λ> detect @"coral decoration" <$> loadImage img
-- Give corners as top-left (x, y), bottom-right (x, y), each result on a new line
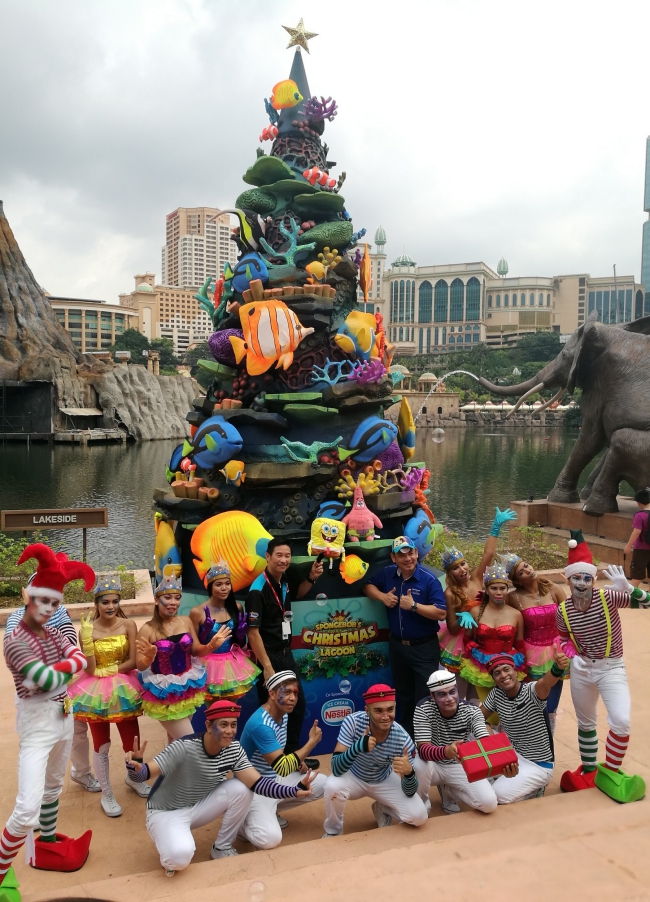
top-left (302, 96), bottom-right (338, 122)
top-left (413, 468), bottom-right (435, 523)
top-left (336, 467), bottom-right (381, 500)
top-left (208, 328), bottom-right (244, 366)
top-left (399, 467), bottom-right (425, 491)
top-left (348, 358), bottom-right (387, 385)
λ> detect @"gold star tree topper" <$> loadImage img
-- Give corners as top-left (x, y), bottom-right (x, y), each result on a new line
top-left (282, 18), bottom-right (318, 53)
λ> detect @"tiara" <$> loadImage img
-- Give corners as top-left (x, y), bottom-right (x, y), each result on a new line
top-left (94, 574), bottom-right (121, 598)
top-left (483, 563), bottom-right (510, 586)
top-left (441, 546), bottom-right (465, 570)
top-left (498, 553), bottom-right (522, 579)
top-left (155, 573), bottom-right (183, 596)
top-left (206, 560), bottom-right (231, 583)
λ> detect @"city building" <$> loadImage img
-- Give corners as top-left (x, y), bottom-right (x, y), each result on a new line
top-left (161, 207), bottom-right (237, 288)
top-left (356, 226), bottom-right (387, 314)
top-left (118, 274), bottom-right (213, 355)
top-left (641, 135), bottom-right (650, 313)
top-left (47, 295), bottom-right (137, 353)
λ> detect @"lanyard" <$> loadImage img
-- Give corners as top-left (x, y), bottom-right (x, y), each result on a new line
top-left (264, 572), bottom-right (287, 619)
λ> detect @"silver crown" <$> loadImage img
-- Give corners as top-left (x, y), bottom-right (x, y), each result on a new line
top-left (205, 560), bottom-right (231, 583)
top-left (441, 546), bottom-right (465, 570)
top-left (155, 573), bottom-right (183, 596)
top-left (94, 574), bottom-right (122, 598)
top-left (498, 553), bottom-right (522, 579)
top-left (483, 563), bottom-right (510, 586)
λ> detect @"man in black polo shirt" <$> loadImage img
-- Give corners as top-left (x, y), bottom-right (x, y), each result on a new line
top-left (363, 536), bottom-right (447, 738)
top-left (246, 538), bottom-right (323, 752)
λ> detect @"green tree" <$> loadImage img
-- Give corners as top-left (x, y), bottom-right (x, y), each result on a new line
top-left (110, 328), bottom-right (150, 361)
top-left (181, 342), bottom-right (210, 367)
top-left (151, 338), bottom-right (179, 368)
top-left (515, 330), bottom-right (561, 363)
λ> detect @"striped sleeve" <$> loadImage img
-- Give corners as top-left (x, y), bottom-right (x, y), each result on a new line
top-left (154, 740), bottom-right (185, 776)
top-left (468, 704), bottom-right (491, 738)
top-left (606, 589), bottom-right (631, 611)
top-left (232, 744), bottom-right (253, 772)
top-left (482, 688), bottom-right (497, 714)
top-left (21, 659), bottom-right (70, 692)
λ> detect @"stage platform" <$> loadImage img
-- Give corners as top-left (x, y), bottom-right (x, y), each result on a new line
top-left (2, 607), bottom-right (649, 902)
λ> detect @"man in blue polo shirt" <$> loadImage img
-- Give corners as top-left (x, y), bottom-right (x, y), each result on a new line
top-left (363, 536), bottom-right (446, 738)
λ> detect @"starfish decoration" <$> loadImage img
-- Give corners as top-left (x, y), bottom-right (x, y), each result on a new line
top-left (283, 18), bottom-right (318, 53)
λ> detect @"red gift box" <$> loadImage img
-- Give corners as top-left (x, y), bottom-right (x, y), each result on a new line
top-left (457, 733), bottom-right (518, 783)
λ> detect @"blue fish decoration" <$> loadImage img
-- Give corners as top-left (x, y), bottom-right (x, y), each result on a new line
top-left (338, 416), bottom-right (398, 463)
top-left (404, 509), bottom-right (439, 561)
top-left (227, 253), bottom-right (269, 295)
top-left (182, 416), bottom-right (243, 471)
top-left (317, 500), bottom-right (347, 521)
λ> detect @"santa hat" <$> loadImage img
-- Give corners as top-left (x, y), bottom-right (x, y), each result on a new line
top-left (564, 530), bottom-right (597, 579)
top-left (17, 543), bottom-right (95, 602)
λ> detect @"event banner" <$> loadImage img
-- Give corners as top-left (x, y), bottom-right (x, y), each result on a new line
top-left (183, 591), bottom-right (391, 751)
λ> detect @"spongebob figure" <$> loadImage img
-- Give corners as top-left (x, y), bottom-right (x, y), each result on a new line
top-left (307, 517), bottom-right (347, 563)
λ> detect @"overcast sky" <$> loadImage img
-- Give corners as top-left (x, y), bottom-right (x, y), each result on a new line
top-left (1, 0), bottom-right (649, 302)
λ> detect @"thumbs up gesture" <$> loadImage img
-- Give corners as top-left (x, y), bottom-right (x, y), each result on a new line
top-left (399, 589), bottom-right (415, 610)
top-left (552, 642), bottom-right (569, 673)
top-left (392, 745), bottom-right (414, 776)
top-left (362, 725), bottom-right (377, 753)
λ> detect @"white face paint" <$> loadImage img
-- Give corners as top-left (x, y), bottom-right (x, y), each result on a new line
top-left (569, 573), bottom-right (594, 601)
top-left (28, 595), bottom-right (60, 625)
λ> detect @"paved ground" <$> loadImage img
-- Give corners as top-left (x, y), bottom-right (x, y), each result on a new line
top-left (1, 605), bottom-right (648, 901)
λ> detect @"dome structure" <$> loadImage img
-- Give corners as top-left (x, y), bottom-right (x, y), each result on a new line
top-left (392, 253), bottom-right (415, 266)
top-left (135, 283), bottom-right (154, 293)
top-left (418, 372), bottom-right (437, 382)
top-left (497, 257), bottom-right (509, 277)
top-left (374, 225), bottom-right (387, 247)
top-left (389, 364), bottom-right (411, 374)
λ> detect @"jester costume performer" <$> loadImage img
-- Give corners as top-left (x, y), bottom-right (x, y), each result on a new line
top-left (0, 545), bottom-right (94, 894)
top-left (67, 574), bottom-right (148, 818)
top-left (195, 562), bottom-right (260, 700)
top-left (557, 531), bottom-right (649, 803)
top-left (138, 575), bottom-right (207, 723)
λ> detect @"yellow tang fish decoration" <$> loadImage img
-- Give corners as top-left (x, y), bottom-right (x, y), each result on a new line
top-left (230, 300), bottom-right (314, 376)
top-left (191, 511), bottom-right (272, 592)
top-left (220, 459), bottom-right (246, 487)
top-left (270, 79), bottom-right (303, 110)
top-left (339, 554), bottom-right (369, 585)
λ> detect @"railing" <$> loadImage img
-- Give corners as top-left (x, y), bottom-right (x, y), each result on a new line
top-left (0, 414), bottom-right (32, 441)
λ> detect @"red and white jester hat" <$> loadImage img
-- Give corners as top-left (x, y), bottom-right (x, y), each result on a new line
top-left (564, 530), bottom-right (598, 580)
top-left (17, 543), bottom-right (96, 601)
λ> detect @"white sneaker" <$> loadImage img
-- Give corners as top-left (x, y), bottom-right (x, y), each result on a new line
top-left (276, 814), bottom-right (288, 828)
top-left (100, 791), bottom-right (123, 817)
top-left (438, 784), bottom-right (460, 814)
top-left (165, 869), bottom-right (175, 877)
top-left (371, 801), bottom-right (393, 828)
top-left (322, 832), bottom-right (339, 838)
top-left (124, 774), bottom-right (151, 797)
top-left (211, 845), bottom-right (238, 859)
top-left (71, 773), bottom-right (101, 793)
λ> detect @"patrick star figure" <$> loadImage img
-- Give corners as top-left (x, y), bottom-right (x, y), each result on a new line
top-left (342, 486), bottom-right (383, 542)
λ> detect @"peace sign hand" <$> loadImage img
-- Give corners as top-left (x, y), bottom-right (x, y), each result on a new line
top-left (125, 736), bottom-right (148, 769)
top-left (296, 769), bottom-right (317, 798)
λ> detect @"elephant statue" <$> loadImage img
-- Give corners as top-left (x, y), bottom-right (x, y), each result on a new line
top-left (476, 312), bottom-right (650, 515)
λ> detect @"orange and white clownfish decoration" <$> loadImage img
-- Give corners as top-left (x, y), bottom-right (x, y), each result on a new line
top-left (303, 167), bottom-right (337, 189)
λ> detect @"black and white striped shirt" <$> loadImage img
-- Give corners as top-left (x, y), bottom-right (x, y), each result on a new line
top-left (483, 682), bottom-right (553, 764)
top-left (147, 734), bottom-right (252, 811)
top-left (414, 699), bottom-right (490, 766)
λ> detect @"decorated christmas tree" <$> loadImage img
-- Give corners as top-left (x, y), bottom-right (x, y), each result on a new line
top-left (154, 23), bottom-right (437, 636)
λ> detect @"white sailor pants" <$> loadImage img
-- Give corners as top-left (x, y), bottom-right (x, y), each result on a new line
top-left (569, 655), bottom-right (630, 735)
top-left (6, 696), bottom-right (73, 837)
top-left (146, 777), bottom-right (252, 871)
top-left (492, 754), bottom-right (553, 804)
top-left (70, 719), bottom-right (91, 779)
top-left (240, 771), bottom-right (328, 850)
top-left (413, 756), bottom-right (497, 813)
top-left (323, 770), bottom-right (428, 836)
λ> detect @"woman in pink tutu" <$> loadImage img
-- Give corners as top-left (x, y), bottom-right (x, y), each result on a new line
top-left (501, 552), bottom-right (567, 732)
top-left (189, 561), bottom-right (260, 701)
top-left (68, 574), bottom-right (149, 818)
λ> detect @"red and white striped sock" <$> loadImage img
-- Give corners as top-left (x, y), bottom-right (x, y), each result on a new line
top-left (604, 731), bottom-right (629, 771)
top-left (0, 828), bottom-right (25, 881)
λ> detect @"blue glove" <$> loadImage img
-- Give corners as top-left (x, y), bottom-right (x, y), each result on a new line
top-left (456, 611), bottom-right (477, 629)
top-left (490, 506), bottom-right (517, 537)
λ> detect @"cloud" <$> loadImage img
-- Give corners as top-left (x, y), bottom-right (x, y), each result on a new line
top-left (1, 0), bottom-right (648, 302)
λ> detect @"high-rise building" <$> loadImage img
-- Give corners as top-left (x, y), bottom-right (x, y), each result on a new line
top-left (161, 207), bottom-right (237, 288)
top-left (641, 135), bottom-right (650, 314)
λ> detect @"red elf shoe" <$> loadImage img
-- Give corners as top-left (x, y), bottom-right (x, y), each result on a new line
top-left (30, 831), bottom-right (92, 872)
top-left (560, 765), bottom-right (597, 792)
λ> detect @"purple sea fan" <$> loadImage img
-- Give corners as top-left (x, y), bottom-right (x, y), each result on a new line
top-left (208, 329), bottom-right (244, 366)
top-left (302, 96), bottom-right (338, 122)
top-left (376, 441), bottom-right (404, 473)
top-left (400, 468), bottom-right (425, 491)
top-left (349, 359), bottom-right (387, 385)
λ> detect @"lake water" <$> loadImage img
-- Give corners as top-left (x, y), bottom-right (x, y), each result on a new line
top-left (0, 428), bottom-right (601, 570)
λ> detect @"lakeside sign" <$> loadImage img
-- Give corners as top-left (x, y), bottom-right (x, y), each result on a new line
top-left (1, 508), bottom-right (108, 531)
top-left (1, 508), bottom-right (108, 562)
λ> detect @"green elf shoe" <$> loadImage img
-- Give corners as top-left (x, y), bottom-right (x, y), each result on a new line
top-left (595, 763), bottom-right (646, 803)
top-left (0, 866), bottom-right (21, 902)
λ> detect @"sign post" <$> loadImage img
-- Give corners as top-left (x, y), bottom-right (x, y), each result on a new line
top-left (1, 508), bottom-right (109, 563)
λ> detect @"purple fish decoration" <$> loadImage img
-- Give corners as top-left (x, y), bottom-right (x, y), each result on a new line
top-left (209, 329), bottom-right (244, 366)
top-left (376, 441), bottom-right (404, 473)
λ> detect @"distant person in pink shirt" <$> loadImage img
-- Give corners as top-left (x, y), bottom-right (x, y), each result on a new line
top-left (623, 489), bottom-right (650, 586)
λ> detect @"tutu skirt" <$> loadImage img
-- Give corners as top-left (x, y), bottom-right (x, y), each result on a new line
top-left (68, 671), bottom-right (142, 722)
top-left (138, 658), bottom-right (207, 721)
top-left (460, 642), bottom-right (527, 689)
top-left (204, 646), bottom-right (260, 700)
top-left (438, 624), bottom-right (465, 673)
top-left (524, 637), bottom-right (570, 682)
